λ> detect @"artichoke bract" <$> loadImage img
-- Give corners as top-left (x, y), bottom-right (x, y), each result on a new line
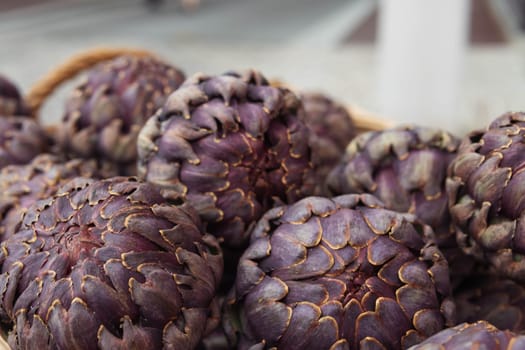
top-left (138, 70), bottom-right (316, 247)
top-left (455, 274), bottom-right (525, 333)
top-left (57, 55), bottom-right (185, 175)
top-left (227, 194), bottom-right (455, 350)
top-left (300, 92), bottom-right (355, 194)
top-left (197, 307), bottom-right (230, 350)
top-left (0, 154), bottom-right (100, 242)
top-left (0, 177), bottom-right (223, 350)
top-left (447, 112), bottom-right (525, 282)
top-left (408, 321), bottom-right (525, 350)
top-left (0, 116), bottom-right (49, 169)
top-left (327, 127), bottom-right (472, 285)
top-left (0, 75), bottom-right (28, 116)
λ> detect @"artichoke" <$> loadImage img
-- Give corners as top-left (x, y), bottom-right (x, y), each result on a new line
top-left (0, 154), bottom-right (101, 242)
top-left (327, 126), bottom-right (458, 230)
top-left (327, 127), bottom-right (473, 286)
top-left (0, 116), bottom-right (50, 169)
top-left (408, 321), bottom-right (525, 350)
top-left (447, 112), bottom-right (525, 282)
top-left (0, 177), bottom-right (223, 350)
top-left (138, 70), bottom-right (316, 247)
top-left (0, 75), bottom-right (28, 116)
top-left (226, 194), bottom-right (455, 350)
top-left (300, 92), bottom-right (356, 193)
top-left (0, 76), bottom-right (48, 169)
top-left (57, 55), bottom-right (185, 175)
top-left (455, 273), bottom-right (525, 333)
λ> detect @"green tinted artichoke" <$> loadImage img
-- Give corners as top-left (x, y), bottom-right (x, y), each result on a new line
top-left (0, 154), bottom-right (101, 242)
top-left (327, 127), bottom-right (472, 286)
top-left (447, 112), bottom-right (525, 282)
top-left (138, 70), bottom-right (316, 247)
top-left (0, 75), bottom-right (28, 116)
top-left (57, 55), bottom-right (185, 175)
top-left (408, 321), bottom-right (525, 350)
top-left (227, 194), bottom-right (455, 350)
top-left (455, 273), bottom-right (525, 333)
top-left (0, 116), bottom-right (49, 169)
top-left (300, 92), bottom-right (355, 194)
top-left (0, 177), bottom-right (223, 350)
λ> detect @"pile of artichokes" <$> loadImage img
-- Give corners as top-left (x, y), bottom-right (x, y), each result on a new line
top-left (0, 54), bottom-right (524, 350)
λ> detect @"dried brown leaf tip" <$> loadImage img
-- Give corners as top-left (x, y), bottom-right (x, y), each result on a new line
top-left (0, 177), bottom-right (223, 350)
top-left (447, 112), bottom-right (525, 282)
top-left (57, 55), bottom-right (186, 176)
top-left (227, 194), bottom-right (455, 350)
top-left (138, 70), bottom-right (316, 247)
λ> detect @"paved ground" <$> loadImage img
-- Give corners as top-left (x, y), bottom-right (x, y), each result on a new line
top-left (345, 0), bottom-right (508, 44)
top-left (0, 0), bottom-right (59, 12)
top-left (1, 0), bottom-right (525, 135)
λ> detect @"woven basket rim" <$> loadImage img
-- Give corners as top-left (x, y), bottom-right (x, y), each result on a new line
top-left (349, 104), bottom-right (392, 131)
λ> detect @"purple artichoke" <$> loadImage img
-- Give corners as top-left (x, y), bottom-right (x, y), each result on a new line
top-left (300, 92), bottom-right (356, 194)
top-left (0, 116), bottom-right (50, 169)
top-left (138, 70), bottom-right (316, 247)
top-left (447, 112), bottom-right (525, 282)
top-left (455, 273), bottom-right (525, 333)
top-left (0, 75), bottom-right (28, 116)
top-left (0, 154), bottom-right (101, 242)
top-left (0, 177), bottom-right (223, 350)
top-left (327, 126), bottom-right (473, 286)
top-left (408, 321), bottom-right (525, 350)
top-left (327, 126), bottom-right (459, 230)
top-left (57, 55), bottom-right (185, 175)
top-left (227, 194), bottom-right (455, 350)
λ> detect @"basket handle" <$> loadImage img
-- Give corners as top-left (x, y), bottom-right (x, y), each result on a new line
top-left (26, 47), bottom-right (159, 119)
top-left (348, 105), bottom-right (394, 132)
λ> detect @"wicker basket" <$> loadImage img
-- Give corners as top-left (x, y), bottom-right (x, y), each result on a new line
top-left (25, 47), bottom-right (391, 132)
top-left (0, 47), bottom-right (390, 350)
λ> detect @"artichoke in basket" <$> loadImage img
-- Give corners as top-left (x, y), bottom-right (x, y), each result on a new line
top-left (57, 55), bottom-right (186, 176)
top-left (0, 177), bottom-right (223, 350)
top-left (326, 126), bottom-right (473, 286)
top-left (0, 116), bottom-right (50, 169)
top-left (454, 273), bottom-right (525, 333)
top-left (327, 126), bottom-right (458, 229)
top-left (299, 92), bottom-right (356, 194)
top-left (0, 154), bottom-right (102, 242)
top-left (0, 76), bottom-right (48, 169)
top-left (226, 194), bottom-right (455, 350)
top-left (0, 75), bottom-right (28, 116)
top-left (408, 321), bottom-right (525, 350)
top-left (447, 112), bottom-right (525, 282)
top-left (138, 70), bottom-right (316, 247)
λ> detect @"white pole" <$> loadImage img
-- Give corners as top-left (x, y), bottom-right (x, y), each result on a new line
top-left (376, 0), bottom-right (471, 131)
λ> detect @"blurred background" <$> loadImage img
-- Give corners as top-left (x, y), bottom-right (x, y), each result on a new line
top-left (1, 0), bottom-right (524, 135)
